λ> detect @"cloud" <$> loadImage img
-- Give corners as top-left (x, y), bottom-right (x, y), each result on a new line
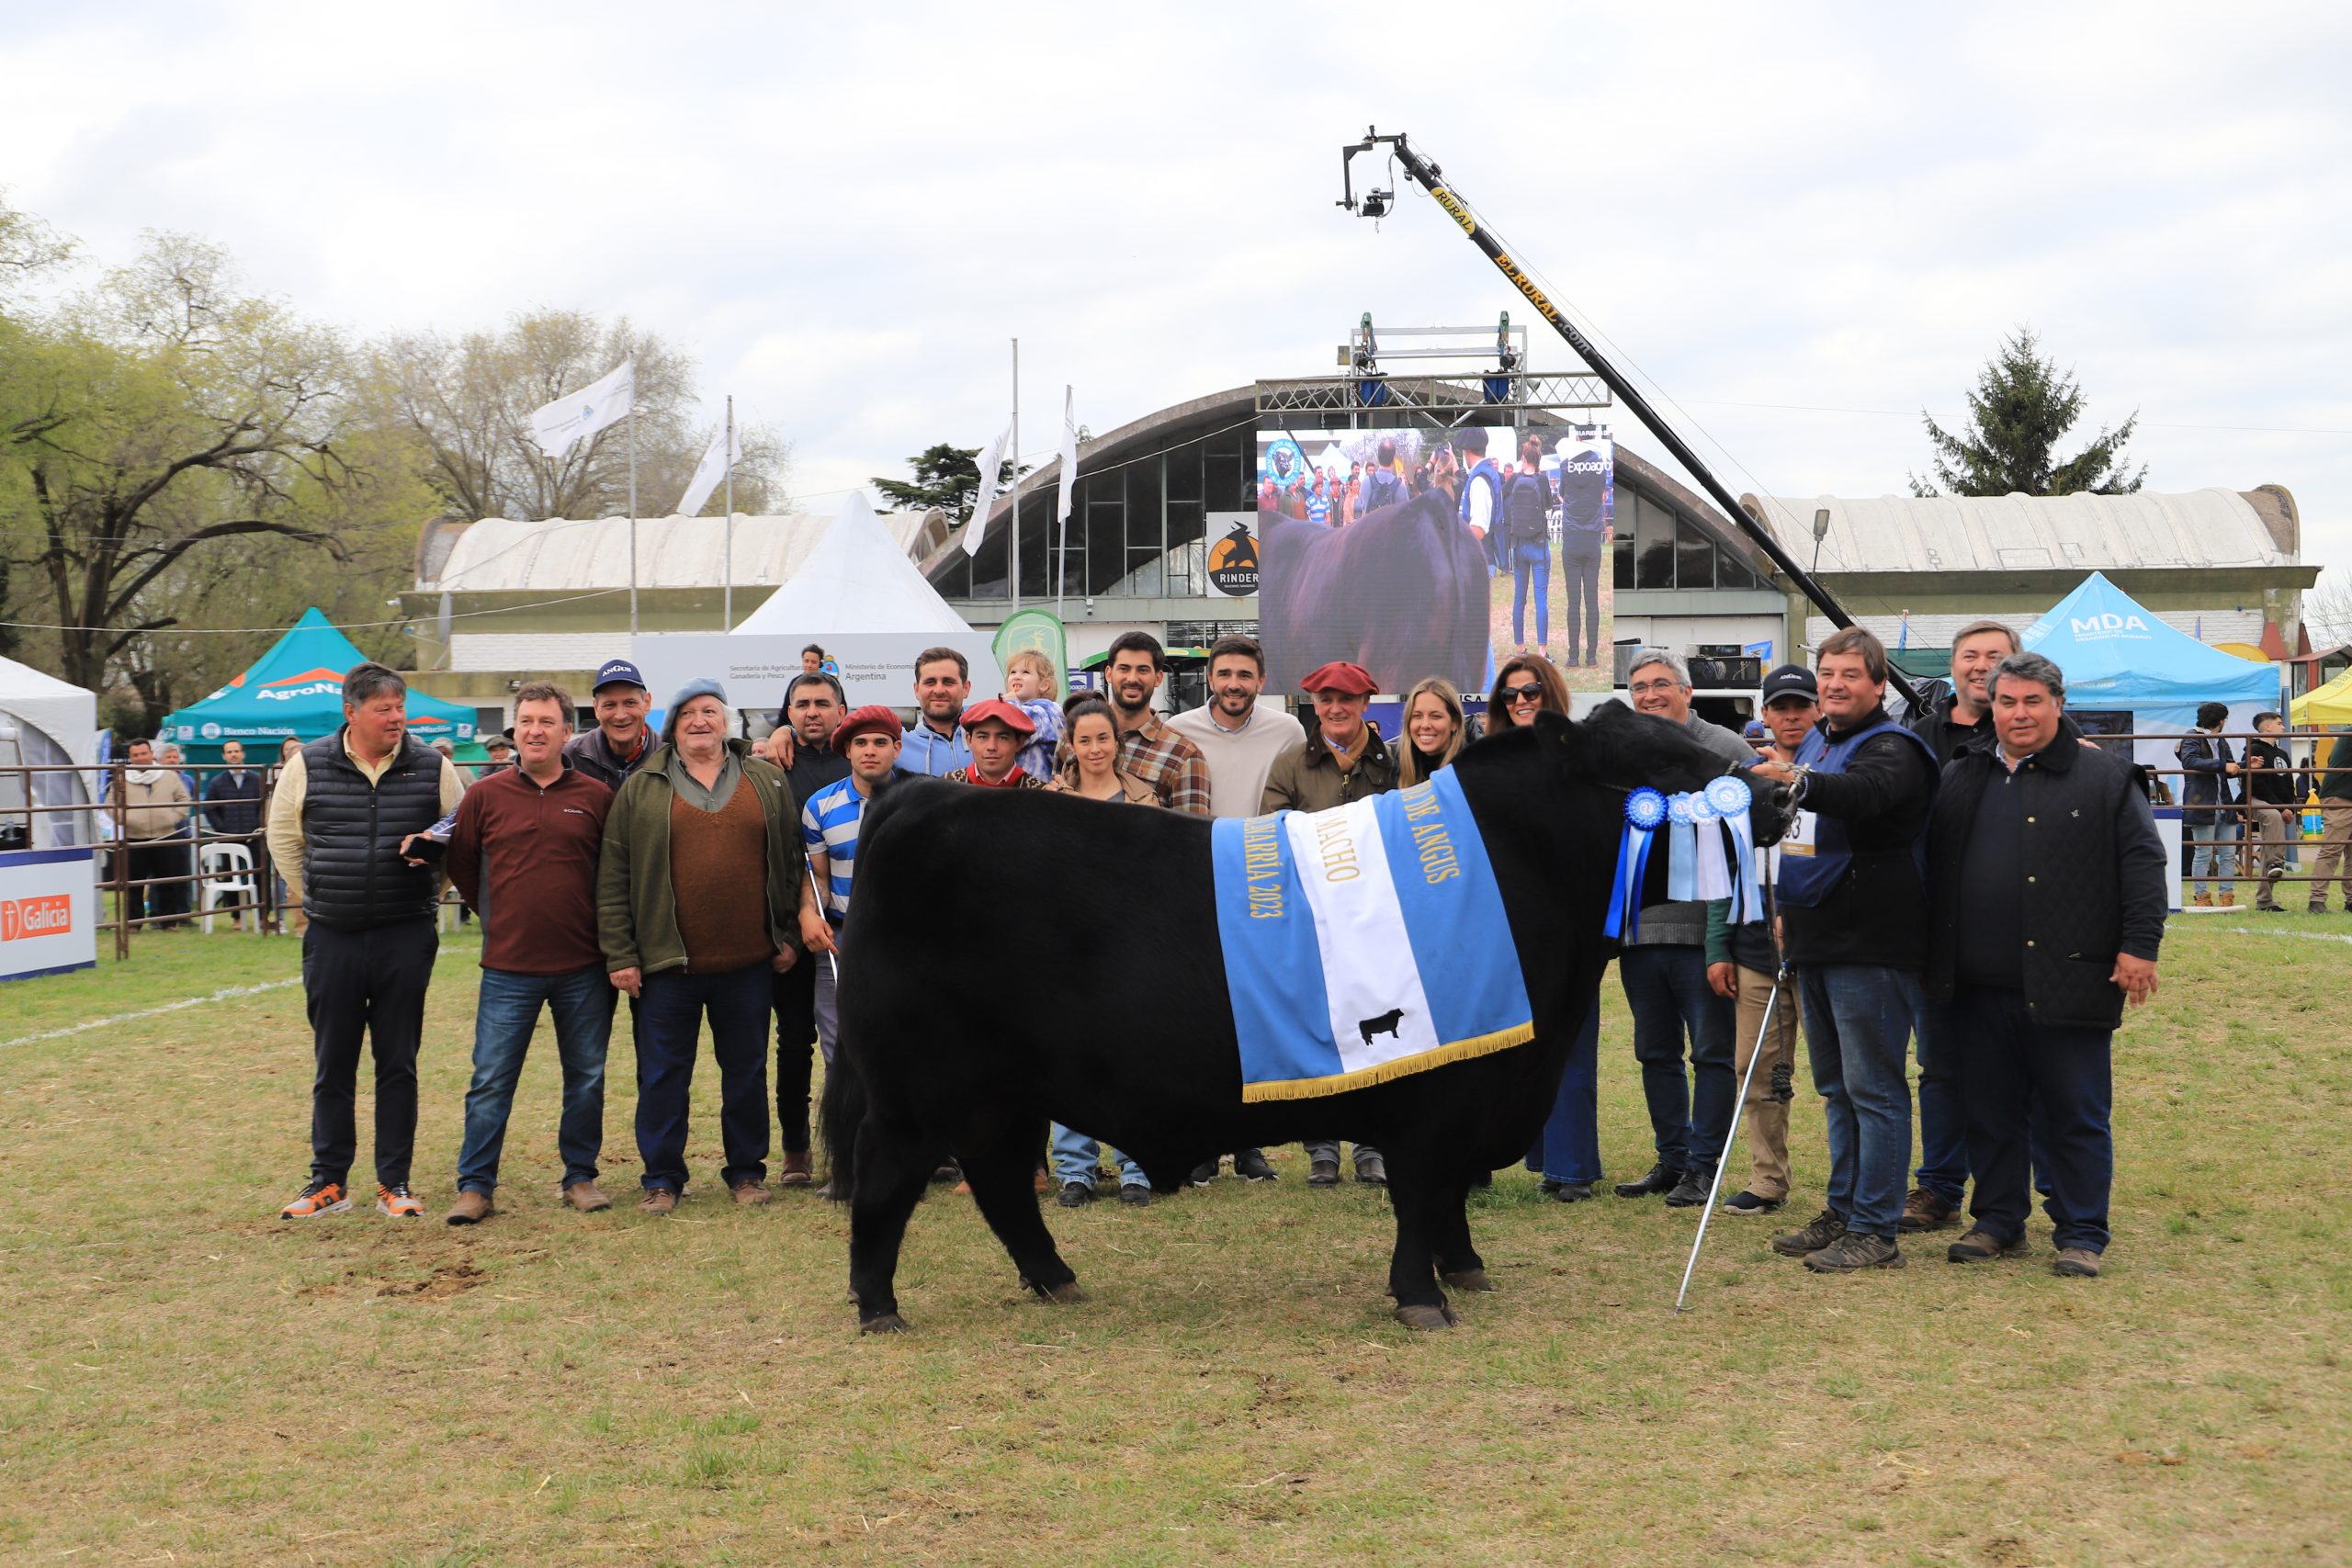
top-left (4, 1), bottom-right (2346, 603)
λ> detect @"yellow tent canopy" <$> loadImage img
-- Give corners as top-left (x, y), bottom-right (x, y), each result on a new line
top-left (2290, 667), bottom-right (2352, 726)
top-left (2213, 640), bottom-right (2269, 663)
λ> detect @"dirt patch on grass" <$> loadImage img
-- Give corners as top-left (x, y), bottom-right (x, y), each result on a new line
top-left (376, 1261), bottom-right (487, 1299)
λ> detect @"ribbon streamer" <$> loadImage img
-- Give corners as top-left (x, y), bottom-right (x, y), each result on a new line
top-left (1607, 788), bottom-right (1668, 940)
top-left (1690, 792), bottom-right (1732, 900)
top-left (1666, 792), bottom-right (1697, 902)
top-left (1707, 775), bottom-right (1761, 922)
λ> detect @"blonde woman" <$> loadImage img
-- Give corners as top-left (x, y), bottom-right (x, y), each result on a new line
top-left (1399, 676), bottom-right (1470, 786)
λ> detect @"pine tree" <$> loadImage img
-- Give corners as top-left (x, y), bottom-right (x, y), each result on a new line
top-left (870, 443), bottom-right (1026, 524)
top-left (1910, 328), bottom-right (2145, 498)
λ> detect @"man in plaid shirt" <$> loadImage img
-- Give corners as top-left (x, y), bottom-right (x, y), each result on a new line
top-left (1101, 631), bottom-right (1212, 817)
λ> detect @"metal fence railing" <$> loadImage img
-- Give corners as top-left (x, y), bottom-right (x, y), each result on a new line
top-left (2082, 729), bottom-right (2346, 898)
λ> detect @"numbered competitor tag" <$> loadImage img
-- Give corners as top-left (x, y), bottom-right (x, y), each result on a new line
top-left (1781, 807), bottom-right (1820, 858)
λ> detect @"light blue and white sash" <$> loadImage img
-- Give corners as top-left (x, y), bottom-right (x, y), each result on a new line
top-left (1212, 769), bottom-right (1534, 1102)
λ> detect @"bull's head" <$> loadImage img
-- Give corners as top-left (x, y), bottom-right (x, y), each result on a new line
top-left (1532, 703), bottom-right (1790, 850)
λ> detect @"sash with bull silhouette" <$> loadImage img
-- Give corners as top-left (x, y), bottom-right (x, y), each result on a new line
top-left (1213, 768), bottom-right (1533, 1101)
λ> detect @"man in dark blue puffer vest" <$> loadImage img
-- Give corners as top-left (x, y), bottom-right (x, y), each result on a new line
top-left (266, 662), bottom-right (466, 1220)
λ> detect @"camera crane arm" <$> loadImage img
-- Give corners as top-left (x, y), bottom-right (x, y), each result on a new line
top-left (1338, 127), bottom-right (1917, 706)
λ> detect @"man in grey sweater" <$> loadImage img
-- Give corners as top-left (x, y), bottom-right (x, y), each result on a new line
top-left (1613, 650), bottom-right (1757, 1206)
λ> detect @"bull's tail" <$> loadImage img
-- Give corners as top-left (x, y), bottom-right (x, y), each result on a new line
top-left (819, 1043), bottom-right (866, 1199)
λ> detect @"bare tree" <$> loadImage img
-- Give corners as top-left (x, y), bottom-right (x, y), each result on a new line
top-left (2304, 573), bottom-right (2352, 651)
top-left (368, 310), bottom-right (788, 524)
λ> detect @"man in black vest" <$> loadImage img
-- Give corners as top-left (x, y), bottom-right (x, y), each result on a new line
top-left (1749, 626), bottom-right (1938, 1272)
top-left (770, 671), bottom-right (852, 1185)
top-left (266, 662), bottom-right (467, 1219)
top-left (1925, 652), bottom-right (2165, 1279)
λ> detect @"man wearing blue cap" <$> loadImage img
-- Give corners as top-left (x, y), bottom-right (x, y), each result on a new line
top-left (565, 659), bottom-right (655, 792)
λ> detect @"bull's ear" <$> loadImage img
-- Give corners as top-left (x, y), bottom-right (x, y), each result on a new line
top-left (1532, 709), bottom-right (1588, 778)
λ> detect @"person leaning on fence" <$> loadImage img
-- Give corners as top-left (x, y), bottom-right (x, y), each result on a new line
top-left (598, 679), bottom-right (808, 1213)
top-left (2239, 713), bottom-right (2300, 913)
top-left (1747, 627), bottom-right (1939, 1274)
top-left (199, 740), bottom-right (266, 929)
top-left (443, 682), bottom-right (617, 1224)
top-left (2177, 701), bottom-right (2243, 907)
top-left (1487, 654), bottom-right (1603, 1203)
top-left (2312, 728), bottom-right (2352, 914)
top-left (119, 738), bottom-right (194, 931)
top-left (1705, 663), bottom-right (1816, 1218)
top-left (267, 662), bottom-right (468, 1221)
top-left (1924, 652), bottom-right (2165, 1279)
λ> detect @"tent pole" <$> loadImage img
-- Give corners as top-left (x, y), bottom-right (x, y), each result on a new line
top-left (628, 404), bottom-right (639, 637)
top-left (1009, 336), bottom-right (1021, 615)
top-left (722, 395), bottom-right (734, 631)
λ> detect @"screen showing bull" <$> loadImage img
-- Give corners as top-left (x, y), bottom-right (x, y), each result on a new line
top-left (1255, 423), bottom-right (1614, 701)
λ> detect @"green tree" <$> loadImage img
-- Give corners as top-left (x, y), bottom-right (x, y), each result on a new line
top-left (0, 229), bottom-right (423, 728)
top-left (1910, 327), bottom-right (2145, 498)
top-left (368, 310), bottom-right (789, 523)
top-left (871, 442), bottom-right (1027, 523)
top-left (0, 195), bottom-right (78, 659)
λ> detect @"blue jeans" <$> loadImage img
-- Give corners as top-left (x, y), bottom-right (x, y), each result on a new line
top-left (1619, 943), bottom-right (1736, 1173)
top-left (1050, 1124), bottom-right (1145, 1189)
top-left (2188, 811), bottom-right (2239, 897)
top-left (1910, 996), bottom-right (1969, 1205)
top-left (634, 963), bottom-right (773, 1192)
top-left (1510, 540), bottom-right (1551, 648)
top-left (457, 965), bottom-right (614, 1193)
top-left (1525, 998), bottom-right (1602, 1185)
top-left (1796, 964), bottom-right (1918, 1239)
top-left (1953, 986), bottom-right (2112, 1253)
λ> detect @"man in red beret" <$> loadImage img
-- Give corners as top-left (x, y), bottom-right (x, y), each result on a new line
top-left (945, 698), bottom-right (1052, 789)
top-left (1258, 659), bottom-right (1398, 1189)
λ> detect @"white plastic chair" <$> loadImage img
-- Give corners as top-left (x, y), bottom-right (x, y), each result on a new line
top-left (198, 841), bottom-right (259, 933)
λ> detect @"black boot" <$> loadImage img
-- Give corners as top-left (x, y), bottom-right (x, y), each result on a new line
top-left (1613, 1162), bottom-right (1682, 1199)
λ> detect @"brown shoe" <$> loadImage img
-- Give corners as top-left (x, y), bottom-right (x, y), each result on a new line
top-left (730, 1179), bottom-right (771, 1206)
top-left (639, 1187), bottom-right (679, 1214)
top-left (2218, 892), bottom-right (2236, 908)
top-left (1945, 1227), bottom-right (2028, 1262)
top-left (2052, 1246), bottom-right (2103, 1278)
top-left (2192, 892), bottom-right (2213, 908)
top-left (1897, 1187), bottom-right (1961, 1233)
top-left (562, 1181), bottom-right (611, 1213)
top-left (778, 1151), bottom-right (813, 1188)
top-left (445, 1190), bottom-right (493, 1225)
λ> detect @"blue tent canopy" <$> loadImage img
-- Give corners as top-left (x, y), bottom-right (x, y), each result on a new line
top-left (2021, 573), bottom-right (2278, 769)
top-left (160, 608), bottom-right (481, 765)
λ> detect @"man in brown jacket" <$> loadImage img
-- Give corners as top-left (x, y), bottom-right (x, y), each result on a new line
top-left (119, 738), bottom-right (194, 928)
top-left (1259, 659), bottom-right (1397, 1187)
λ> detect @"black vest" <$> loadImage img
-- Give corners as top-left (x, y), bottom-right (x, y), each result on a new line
top-left (299, 731), bottom-right (445, 929)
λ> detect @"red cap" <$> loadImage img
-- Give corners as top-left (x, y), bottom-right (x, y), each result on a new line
top-left (960, 697), bottom-right (1036, 736)
top-left (1300, 660), bottom-right (1377, 697)
top-left (833, 705), bottom-right (904, 747)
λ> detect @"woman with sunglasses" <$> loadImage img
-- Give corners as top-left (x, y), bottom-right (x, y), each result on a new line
top-left (1484, 654), bottom-right (1606, 1201)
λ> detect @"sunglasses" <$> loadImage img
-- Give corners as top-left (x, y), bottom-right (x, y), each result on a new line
top-left (1500, 683), bottom-right (1545, 704)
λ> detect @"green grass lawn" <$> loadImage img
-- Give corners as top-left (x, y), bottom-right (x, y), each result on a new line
top-left (0, 916), bottom-right (2346, 1565)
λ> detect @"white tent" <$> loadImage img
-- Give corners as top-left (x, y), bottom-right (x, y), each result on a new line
top-left (730, 491), bottom-right (972, 637)
top-left (0, 655), bottom-right (99, 849)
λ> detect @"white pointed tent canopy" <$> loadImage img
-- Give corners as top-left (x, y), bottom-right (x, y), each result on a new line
top-left (632, 492), bottom-right (998, 715)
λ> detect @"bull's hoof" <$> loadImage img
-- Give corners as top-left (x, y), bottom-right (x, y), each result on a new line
top-left (1021, 1276), bottom-right (1086, 1304)
top-left (859, 1312), bottom-right (910, 1336)
top-left (1440, 1267), bottom-right (1495, 1293)
top-left (1393, 1302), bottom-right (1462, 1330)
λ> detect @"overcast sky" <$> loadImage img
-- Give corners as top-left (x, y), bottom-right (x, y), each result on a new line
top-left (5, 2), bottom-right (2346, 613)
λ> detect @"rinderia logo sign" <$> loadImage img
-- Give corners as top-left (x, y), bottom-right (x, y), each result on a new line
top-left (2068, 611), bottom-right (2152, 641)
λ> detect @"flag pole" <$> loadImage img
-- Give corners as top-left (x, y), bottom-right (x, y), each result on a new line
top-left (628, 400), bottom-right (640, 637)
top-left (722, 395), bottom-right (735, 631)
top-left (1009, 336), bottom-right (1021, 615)
top-left (1056, 383), bottom-right (1070, 623)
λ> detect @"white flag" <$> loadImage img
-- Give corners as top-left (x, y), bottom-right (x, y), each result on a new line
top-left (1057, 386), bottom-right (1079, 525)
top-left (674, 408), bottom-right (742, 518)
top-left (961, 423), bottom-right (1012, 557)
top-left (529, 357), bottom-right (635, 457)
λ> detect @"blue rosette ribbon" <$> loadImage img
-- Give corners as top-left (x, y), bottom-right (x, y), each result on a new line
top-left (1607, 787), bottom-right (1668, 939)
top-left (1706, 775), bottom-right (1760, 921)
top-left (1665, 792), bottom-right (1698, 902)
top-left (1689, 790), bottom-right (1732, 900)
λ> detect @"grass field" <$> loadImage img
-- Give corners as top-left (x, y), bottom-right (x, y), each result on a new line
top-left (1, 916), bottom-right (2346, 1566)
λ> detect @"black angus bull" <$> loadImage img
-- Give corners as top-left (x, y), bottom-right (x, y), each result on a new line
top-left (1259, 489), bottom-right (1489, 696)
top-left (821, 702), bottom-right (1782, 1334)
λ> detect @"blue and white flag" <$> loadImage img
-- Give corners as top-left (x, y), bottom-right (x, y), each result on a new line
top-left (1212, 770), bottom-right (1534, 1102)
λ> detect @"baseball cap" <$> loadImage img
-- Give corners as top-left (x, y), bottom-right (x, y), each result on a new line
top-left (593, 658), bottom-right (648, 694)
top-left (1743, 718), bottom-right (1770, 741)
top-left (1759, 664), bottom-right (1818, 707)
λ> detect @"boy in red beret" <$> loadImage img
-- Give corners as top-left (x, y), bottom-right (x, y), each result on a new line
top-left (944, 698), bottom-right (1052, 789)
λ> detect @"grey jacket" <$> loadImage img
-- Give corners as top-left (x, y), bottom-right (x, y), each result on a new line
top-left (1627, 709), bottom-right (1755, 947)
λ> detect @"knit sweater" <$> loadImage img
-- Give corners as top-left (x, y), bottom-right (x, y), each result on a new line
top-left (1167, 703), bottom-right (1307, 819)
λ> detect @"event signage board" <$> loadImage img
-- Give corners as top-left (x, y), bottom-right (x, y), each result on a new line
top-left (632, 634), bottom-right (1003, 718)
top-left (1254, 421), bottom-right (1613, 700)
top-left (1205, 513), bottom-right (1260, 597)
top-left (0, 847), bottom-right (97, 981)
